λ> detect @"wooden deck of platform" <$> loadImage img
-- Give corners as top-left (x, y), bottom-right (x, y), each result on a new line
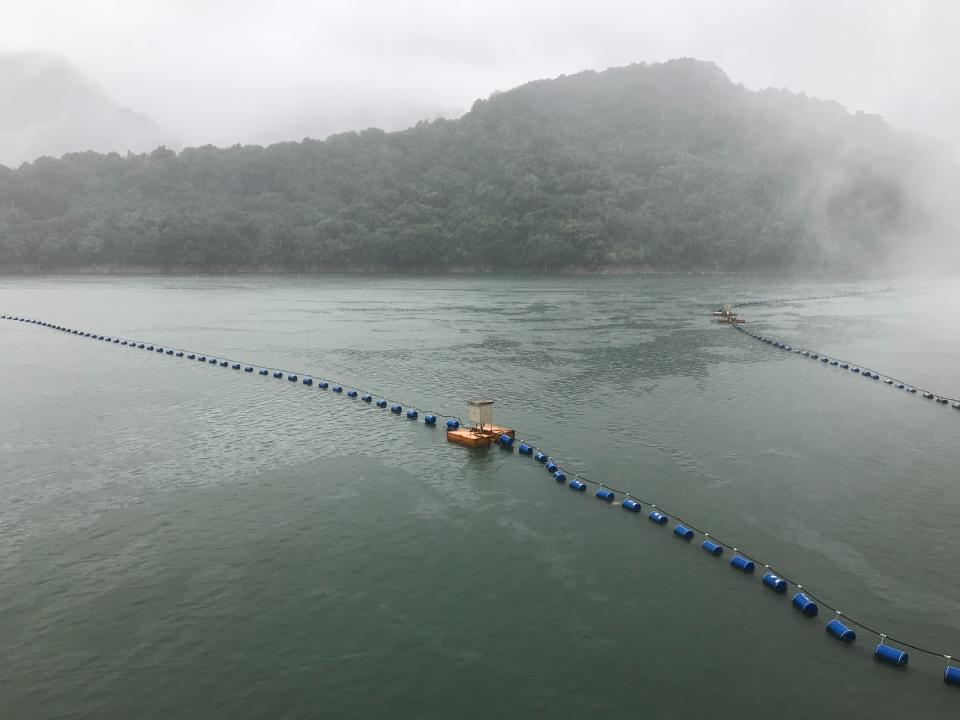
top-left (446, 424), bottom-right (516, 448)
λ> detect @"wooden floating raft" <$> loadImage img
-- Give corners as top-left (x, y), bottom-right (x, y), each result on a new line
top-left (446, 399), bottom-right (515, 448)
top-left (447, 424), bottom-right (515, 448)
top-left (713, 305), bottom-right (746, 324)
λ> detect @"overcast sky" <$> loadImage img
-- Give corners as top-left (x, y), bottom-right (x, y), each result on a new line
top-left (2, 0), bottom-right (959, 151)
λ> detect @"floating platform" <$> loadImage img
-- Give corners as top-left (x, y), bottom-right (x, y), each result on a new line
top-left (447, 424), bottom-right (515, 448)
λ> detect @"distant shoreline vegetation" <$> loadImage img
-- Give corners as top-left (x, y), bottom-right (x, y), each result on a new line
top-left (1, 59), bottom-right (954, 274)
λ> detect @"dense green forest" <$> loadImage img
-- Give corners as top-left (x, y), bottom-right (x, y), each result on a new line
top-left (0, 59), bottom-right (955, 272)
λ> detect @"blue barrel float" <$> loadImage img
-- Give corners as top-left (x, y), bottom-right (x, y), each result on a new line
top-left (377, 399), bottom-right (388, 408)
top-left (499, 433), bottom-right (513, 447)
top-left (945, 666), bottom-right (960, 686)
top-left (390, 404), bottom-right (402, 414)
top-left (535, 451), bottom-right (547, 463)
top-left (545, 461), bottom-right (559, 473)
top-left (554, 471), bottom-right (567, 483)
top-left (875, 641), bottom-right (908, 666)
top-left (702, 539), bottom-right (723, 556)
top-left (333, 385), bottom-right (343, 393)
top-left (622, 498), bottom-right (641, 513)
top-left (826, 618), bottom-right (856, 643)
top-left (407, 409), bottom-right (419, 420)
top-left (244, 366), bottom-right (253, 372)
top-left (347, 390), bottom-right (358, 397)
top-left (674, 524), bottom-right (694, 540)
top-left (303, 377), bottom-right (313, 385)
top-left (362, 394), bottom-right (372, 402)
top-left (446, 418), bottom-right (459, 429)
top-left (424, 415), bottom-right (437, 426)
top-left (287, 374), bottom-right (297, 381)
top-left (259, 368), bottom-right (268, 375)
top-left (792, 592), bottom-right (818, 616)
top-left (518, 443), bottom-right (533, 455)
top-left (762, 572), bottom-right (788, 593)
top-left (273, 371), bottom-right (283, 378)
top-left (730, 555), bottom-right (755, 573)
top-left (648, 511), bottom-right (668, 525)
top-left (569, 479), bottom-right (586, 492)
top-left (596, 488), bottom-right (615, 502)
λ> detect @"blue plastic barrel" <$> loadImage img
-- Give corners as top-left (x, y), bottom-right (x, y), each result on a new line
top-left (554, 471), bottom-right (566, 483)
top-left (622, 499), bottom-right (641, 512)
top-left (156, 347), bottom-right (164, 352)
top-left (674, 524), bottom-right (694, 540)
top-left (273, 371), bottom-right (283, 378)
top-left (176, 351), bottom-right (183, 356)
top-left (875, 643), bottom-right (908, 666)
top-left (518, 443), bottom-right (533, 455)
top-left (762, 572), bottom-right (787, 593)
top-left (187, 353), bottom-right (194, 358)
top-left (840, 363), bottom-right (849, 369)
top-left (596, 488), bottom-right (615, 502)
top-left (319, 381), bottom-right (329, 389)
top-left (546, 461), bottom-right (558, 473)
top-left (407, 409), bottom-right (419, 419)
top-left (535, 451), bottom-right (547, 463)
top-left (702, 540), bottom-right (723, 556)
top-left (259, 369), bottom-right (268, 375)
top-left (287, 374), bottom-right (297, 381)
top-left (826, 619), bottom-right (856, 642)
top-left (303, 377), bottom-right (313, 385)
top-left (232, 363), bottom-right (241, 369)
top-left (499, 434), bottom-right (513, 446)
top-left (390, 404), bottom-right (402, 414)
top-left (424, 415), bottom-right (437, 426)
top-left (792, 592), bottom-right (818, 616)
top-left (569, 479), bottom-right (586, 491)
top-left (362, 394), bottom-right (372, 402)
top-left (377, 400), bottom-right (388, 408)
top-left (219, 360), bottom-right (228, 367)
top-left (730, 555), bottom-right (755, 573)
top-left (209, 359), bottom-right (218, 364)
top-left (347, 390), bottom-right (358, 398)
top-left (945, 666), bottom-right (960, 686)
top-left (332, 386), bottom-right (343, 393)
top-left (446, 418), bottom-right (459, 428)
top-left (648, 511), bottom-right (668, 525)
top-left (244, 366), bottom-right (253, 372)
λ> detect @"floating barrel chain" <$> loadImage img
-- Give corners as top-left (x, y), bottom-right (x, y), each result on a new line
top-left (730, 322), bottom-right (960, 408)
top-left (0, 315), bottom-right (464, 426)
top-left (506, 430), bottom-right (960, 678)
top-left (729, 288), bottom-right (891, 308)
top-left (5, 312), bottom-right (959, 685)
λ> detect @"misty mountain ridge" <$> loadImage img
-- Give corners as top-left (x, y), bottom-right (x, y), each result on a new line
top-left (0, 51), bottom-right (173, 167)
top-left (1, 58), bottom-right (956, 272)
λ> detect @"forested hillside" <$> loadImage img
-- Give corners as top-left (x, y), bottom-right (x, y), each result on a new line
top-left (0, 59), bottom-right (954, 272)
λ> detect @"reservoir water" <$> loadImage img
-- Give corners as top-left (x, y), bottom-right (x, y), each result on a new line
top-left (1, 275), bottom-right (958, 718)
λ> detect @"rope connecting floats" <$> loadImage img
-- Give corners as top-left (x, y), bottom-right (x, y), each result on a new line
top-left (730, 289), bottom-right (889, 309)
top-left (5, 313), bottom-right (960, 686)
top-left (731, 324), bottom-right (960, 408)
top-left (0, 315), bottom-right (465, 426)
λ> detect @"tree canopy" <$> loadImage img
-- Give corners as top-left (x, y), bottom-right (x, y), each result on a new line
top-left (0, 59), bottom-right (954, 273)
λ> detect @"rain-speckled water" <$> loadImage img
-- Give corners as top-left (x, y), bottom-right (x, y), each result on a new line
top-left (1, 275), bottom-right (958, 719)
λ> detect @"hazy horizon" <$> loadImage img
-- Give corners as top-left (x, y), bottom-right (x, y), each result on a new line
top-left (3, 0), bottom-right (960, 158)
